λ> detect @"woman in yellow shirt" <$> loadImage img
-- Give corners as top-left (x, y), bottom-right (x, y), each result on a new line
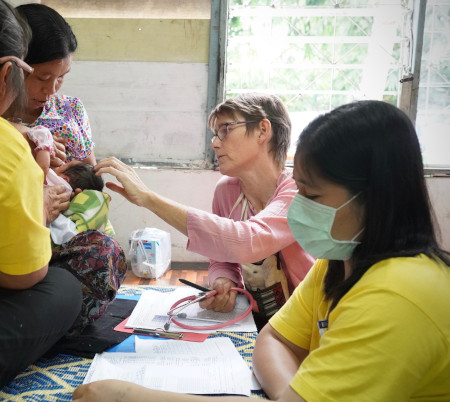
top-left (0, 0), bottom-right (82, 388)
top-left (256, 100), bottom-right (450, 401)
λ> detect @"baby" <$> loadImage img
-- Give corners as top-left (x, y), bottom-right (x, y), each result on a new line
top-left (26, 126), bottom-right (114, 243)
top-left (51, 161), bottom-right (103, 194)
top-left (50, 162), bottom-right (115, 244)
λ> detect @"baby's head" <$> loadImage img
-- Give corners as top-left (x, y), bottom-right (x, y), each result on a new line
top-left (58, 162), bottom-right (103, 192)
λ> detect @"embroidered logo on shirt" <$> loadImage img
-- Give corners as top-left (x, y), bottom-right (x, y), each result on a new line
top-left (317, 319), bottom-right (328, 336)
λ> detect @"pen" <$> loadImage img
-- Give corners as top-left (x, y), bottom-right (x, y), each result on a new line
top-left (133, 328), bottom-right (184, 339)
top-left (178, 278), bottom-right (210, 293)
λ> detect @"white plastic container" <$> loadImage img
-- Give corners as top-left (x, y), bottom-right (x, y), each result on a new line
top-left (129, 228), bottom-right (171, 279)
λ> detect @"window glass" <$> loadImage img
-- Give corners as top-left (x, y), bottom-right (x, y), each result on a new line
top-left (227, 0), bottom-right (445, 166)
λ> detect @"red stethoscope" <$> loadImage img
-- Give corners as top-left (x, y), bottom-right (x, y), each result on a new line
top-left (165, 288), bottom-right (259, 331)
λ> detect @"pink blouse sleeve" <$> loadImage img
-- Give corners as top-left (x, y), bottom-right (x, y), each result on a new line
top-left (186, 178), bottom-right (299, 287)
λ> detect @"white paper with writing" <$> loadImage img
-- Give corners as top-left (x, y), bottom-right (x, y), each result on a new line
top-left (83, 337), bottom-right (254, 395)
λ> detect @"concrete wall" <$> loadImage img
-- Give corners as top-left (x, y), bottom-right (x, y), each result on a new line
top-left (64, 61), bottom-right (210, 167)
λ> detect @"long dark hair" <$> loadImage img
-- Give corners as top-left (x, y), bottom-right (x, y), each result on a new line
top-left (16, 3), bottom-right (77, 65)
top-left (295, 100), bottom-right (449, 309)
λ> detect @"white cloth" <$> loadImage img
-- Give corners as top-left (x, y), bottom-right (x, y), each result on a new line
top-left (49, 214), bottom-right (78, 245)
top-left (46, 170), bottom-right (77, 244)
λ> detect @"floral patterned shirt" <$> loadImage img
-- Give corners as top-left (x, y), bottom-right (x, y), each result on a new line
top-left (25, 94), bottom-right (94, 161)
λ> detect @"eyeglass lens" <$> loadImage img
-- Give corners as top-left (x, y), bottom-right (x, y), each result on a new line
top-left (211, 121), bottom-right (259, 142)
top-left (217, 125), bottom-right (229, 140)
top-left (211, 124), bottom-right (228, 142)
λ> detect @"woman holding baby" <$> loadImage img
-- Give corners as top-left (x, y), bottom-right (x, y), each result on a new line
top-left (6, 3), bottom-right (94, 166)
top-left (3, 4), bottom-right (127, 331)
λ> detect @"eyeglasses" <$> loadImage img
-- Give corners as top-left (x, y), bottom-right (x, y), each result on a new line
top-left (0, 56), bottom-right (33, 74)
top-left (211, 120), bottom-right (259, 142)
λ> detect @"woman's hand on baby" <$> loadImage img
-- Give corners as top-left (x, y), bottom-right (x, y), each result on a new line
top-left (50, 136), bottom-right (67, 167)
top-left (44, 184), bottom-right (70, 224)
top-left (199, 277), bottom-right (238, 313)
top-left (94, 157), bottom-right (150, 207)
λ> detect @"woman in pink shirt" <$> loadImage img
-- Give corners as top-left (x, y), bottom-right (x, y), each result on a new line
top-left (95, 93), bottom-right (315, 327)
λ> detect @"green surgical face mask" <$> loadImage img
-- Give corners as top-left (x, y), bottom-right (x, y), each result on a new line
top-left (287, 192), bottom-right (363, 260)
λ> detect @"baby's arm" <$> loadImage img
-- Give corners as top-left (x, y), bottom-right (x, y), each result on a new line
top-left (27, 127), bottom-right (54, 177)
top-left (34, 150), bottom-right (51, 177)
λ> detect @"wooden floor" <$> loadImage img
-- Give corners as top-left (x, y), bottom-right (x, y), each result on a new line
top-left (123, 268), bottom-right (210, 288)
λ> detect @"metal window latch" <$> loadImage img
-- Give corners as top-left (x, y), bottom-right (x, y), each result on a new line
top-left (400, 75), bottom-right (414, 83)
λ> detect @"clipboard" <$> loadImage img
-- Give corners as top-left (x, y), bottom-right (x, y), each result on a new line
top-left (114, 317), bottom-right (209, 342)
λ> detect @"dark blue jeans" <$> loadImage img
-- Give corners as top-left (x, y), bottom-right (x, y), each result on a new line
top-left (0, 266), bottom-right (82, 389)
